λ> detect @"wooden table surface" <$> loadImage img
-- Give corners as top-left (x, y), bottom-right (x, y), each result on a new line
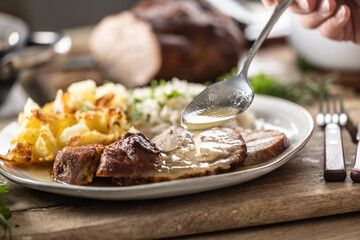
top-left (0, 96), bottom-right (359, 240)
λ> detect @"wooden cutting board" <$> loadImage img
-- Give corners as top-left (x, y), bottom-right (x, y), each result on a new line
top-left (2, 97), bottom-right (360, 239)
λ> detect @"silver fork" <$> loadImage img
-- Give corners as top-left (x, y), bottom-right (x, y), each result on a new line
top-left (316, 95), bottom-right (347, 182)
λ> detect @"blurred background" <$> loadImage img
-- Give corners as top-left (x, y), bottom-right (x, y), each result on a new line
top-left (0, 0), bottom-right (138, 30)
top-left (1, 0), bottom-right (360, 118)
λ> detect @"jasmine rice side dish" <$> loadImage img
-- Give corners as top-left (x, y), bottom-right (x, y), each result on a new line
top-left (127, 78), bottom-right (205, 138)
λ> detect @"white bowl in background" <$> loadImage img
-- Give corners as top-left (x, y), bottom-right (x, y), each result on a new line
top-left (289, 14), bottom-right (360, 71)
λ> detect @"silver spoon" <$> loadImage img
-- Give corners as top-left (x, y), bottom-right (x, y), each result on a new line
top-left (181, 0), bottom-right (294, 131)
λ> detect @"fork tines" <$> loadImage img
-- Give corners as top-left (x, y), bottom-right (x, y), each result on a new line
top-left (317, 95), bottom-right (347, 127)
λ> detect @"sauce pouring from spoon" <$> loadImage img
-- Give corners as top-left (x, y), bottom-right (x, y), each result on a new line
top-left (181, 0), bottom-right (294, 132)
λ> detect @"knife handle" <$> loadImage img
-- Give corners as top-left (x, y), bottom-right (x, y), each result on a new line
top-left (350, 140), bottom-right (360, 182)
top-left (324, 123), bottom-right (346, 182)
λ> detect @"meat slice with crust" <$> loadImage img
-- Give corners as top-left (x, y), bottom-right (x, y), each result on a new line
top-left (234, 128), bottom-right (290, 166)
top-left (53, 144), bottom-right (104, 185)
top-left (96, 132), bottom-right (162, 178)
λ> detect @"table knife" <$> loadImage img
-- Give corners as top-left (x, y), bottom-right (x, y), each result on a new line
top-left (324, 123), bottom-right (346, 182)
top-left (350, 122), bottom-right (360, 182)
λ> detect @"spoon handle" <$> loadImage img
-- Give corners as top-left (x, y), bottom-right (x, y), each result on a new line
top-left (240, 0), bottom-right (294, 75)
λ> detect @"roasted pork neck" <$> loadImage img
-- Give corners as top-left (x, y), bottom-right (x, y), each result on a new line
top-left (52, 128), bottom-right (289, 185)
top-left (96, 132), bottom-right (162, 178)
top-left (53, 144), bottom-right (103, 185)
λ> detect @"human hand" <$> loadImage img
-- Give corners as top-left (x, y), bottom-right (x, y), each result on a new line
top-left (262, 0), bottom-right (360, 44)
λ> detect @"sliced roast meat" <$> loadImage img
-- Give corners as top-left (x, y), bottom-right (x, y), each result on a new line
top-left (151, 127), bottom-right (182, 153)
top-left (112, 127), bottom-right (247, 185)
top-left (53, 144), bottom-right (104, 185)
top-left (235, 128), bottom-right (290, 166)
top-left (96, 132), bottom-right (162, 178)
top-left (153, 127), bottom-right (247, 168)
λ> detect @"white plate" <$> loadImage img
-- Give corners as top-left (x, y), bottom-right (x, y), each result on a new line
top-left (0, 95), bottom-right (314, 200)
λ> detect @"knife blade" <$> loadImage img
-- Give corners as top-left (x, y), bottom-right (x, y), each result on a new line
top-left (324, 123), bottom-right (346, 182)
top-left (350, 122), bottom-right (360, 182)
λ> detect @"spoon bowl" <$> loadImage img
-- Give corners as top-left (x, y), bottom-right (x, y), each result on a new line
top-left (181, 0), bottom-right (294, 131)
top-left (181, 73), bottom-right (254, 131)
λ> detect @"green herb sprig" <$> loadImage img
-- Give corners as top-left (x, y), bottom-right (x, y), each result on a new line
top-left (164, 90), bottom-right (183, 99)
top-left (127, 110), bottom-right (142, 121)
top-left (0, 180), bottom-right (11, 240)
top-left (217, 68), bottom-right (335, 104)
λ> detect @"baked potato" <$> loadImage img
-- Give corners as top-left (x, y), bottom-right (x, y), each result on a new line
top-left (5, 80), bottom-right (132, 165)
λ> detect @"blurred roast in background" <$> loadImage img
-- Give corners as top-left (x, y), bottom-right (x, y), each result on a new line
top-left (89, 0), bottom-right (246, 87)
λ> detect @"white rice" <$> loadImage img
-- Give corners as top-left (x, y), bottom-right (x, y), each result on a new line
top-left (127, 78), bottom-right (205, 138)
